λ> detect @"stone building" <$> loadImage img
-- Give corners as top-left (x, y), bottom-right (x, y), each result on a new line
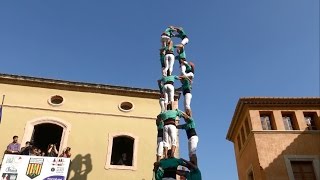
top-left (227, 97), bottom-right (320, 180)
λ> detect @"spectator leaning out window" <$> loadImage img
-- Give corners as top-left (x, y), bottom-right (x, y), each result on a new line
top-left (6, 135), bottom-right (21, 154)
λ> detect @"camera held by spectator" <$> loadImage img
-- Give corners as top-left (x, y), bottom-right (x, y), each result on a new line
top-left (47, 143), bottom-right (58, 157)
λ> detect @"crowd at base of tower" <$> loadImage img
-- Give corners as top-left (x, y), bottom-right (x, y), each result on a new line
top-left (153, 26), bottom-right (201, 180)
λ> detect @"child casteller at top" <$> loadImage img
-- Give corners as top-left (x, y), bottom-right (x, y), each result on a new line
top-left (160, 26), bottom-right (189, 48)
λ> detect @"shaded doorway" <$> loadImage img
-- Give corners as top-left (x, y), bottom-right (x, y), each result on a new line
top-left (31, 123), bottom-right (63, 153)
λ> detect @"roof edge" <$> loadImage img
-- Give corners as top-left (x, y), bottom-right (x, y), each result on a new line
top-left (0, 73), bottom-right (160, 99)
top-left (226, 97), bottom-right (320, 141)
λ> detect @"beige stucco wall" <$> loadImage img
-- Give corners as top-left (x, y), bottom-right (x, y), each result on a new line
top-left (0, 83), bottom-right (159, 118)
top-left (233, 107), bottom-right (320, 180)
top-left (235, 131), bottom-right (320, 180)
top-left (233, 110), bottom-right (265, 180)
top-left (0, 83), bottom-right (161, 180)
top-left (235, 133), bottom-right (263, 180)
top-left (255, 132), bottom-right (320, 180)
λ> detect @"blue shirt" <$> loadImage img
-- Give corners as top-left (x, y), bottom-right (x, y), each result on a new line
top-left (7, 143), bottom-right (20, 152)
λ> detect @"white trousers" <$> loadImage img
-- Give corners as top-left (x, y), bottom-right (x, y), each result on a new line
top-left (159, 97), bottom-right (166, 112)
top-left (181, 37), bottom-right (189, 46)
top-left (163, 54), bottom-right (175, 76)
top-left (164, 84), bottom-right (174, 104)
top-left (184, 93), bottom-right (192, 110)
top-left (157, 137), bottom-right (164, 156)
top-left (188, 135), bottom-right (199, 156)
top-left (181, 64), bottom-right (194, 79)
top-left (163, 124), bottom-right (177, 147)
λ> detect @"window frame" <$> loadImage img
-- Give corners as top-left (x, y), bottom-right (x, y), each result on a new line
top-left (291, 161), bottom-right (316, 179)
top-left (105, 132), bottom-right (139, 170)
top-left (282, 112), bottom-right (299, 130)
top-left (237, 134), bottom-right (242, 151)
top-left (284, 155), bottom-right (320, 180)
top-left (303, 112), bottom-right (318, 130)
top-left (240, 125), bottom-right (246, 145)
top-left (244, 118), bottom-right (251, 137)
top-left (259, 111), bottom-right (276, 130)
top-left (48, 95), bottom-right (65, 107)
top-left (260, 115), bottom-right (272, 130)
top-left (118, 101), bottom-right (134, 112)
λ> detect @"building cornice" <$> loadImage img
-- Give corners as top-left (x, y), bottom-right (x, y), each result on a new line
top-left (4, 104), bottom-right (156, 120)
top-left (0, 73), bottom-right (160, 99)
top-left (226, 97), bottom-right (320, 141)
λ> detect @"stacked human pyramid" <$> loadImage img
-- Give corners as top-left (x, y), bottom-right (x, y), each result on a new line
top-left (153, 26), bottom-right (201, 180)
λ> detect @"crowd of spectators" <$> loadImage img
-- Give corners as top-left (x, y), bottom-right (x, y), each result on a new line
top-left (5, 135), bottom-right (71, 158)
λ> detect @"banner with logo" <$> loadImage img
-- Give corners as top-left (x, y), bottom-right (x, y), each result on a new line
top-left (0, 154), bottom-right (70, 180)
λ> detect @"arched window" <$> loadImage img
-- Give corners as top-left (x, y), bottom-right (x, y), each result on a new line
top-left (105, 133), bottom-right (139, 170)
top-left (21, 117), bottom-right (71, 155)
top-left (31, 123), bottom-right (63, 154)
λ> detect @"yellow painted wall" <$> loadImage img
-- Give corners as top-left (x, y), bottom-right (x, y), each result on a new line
top-left (0, 82), bottom-right (161, 180)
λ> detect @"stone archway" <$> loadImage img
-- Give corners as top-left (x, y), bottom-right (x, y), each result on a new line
top-left (21, 117), bottom-right (71, 154)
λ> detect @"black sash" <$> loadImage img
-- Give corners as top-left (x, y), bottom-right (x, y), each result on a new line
top-left (163, 167), bottom-right (177, 178)
top-left (186, 128), bottom-right (197, 139)
top-left (164, 118), bottom-right (176, 126)
top-left (157, 129), bottom-right (163, 137)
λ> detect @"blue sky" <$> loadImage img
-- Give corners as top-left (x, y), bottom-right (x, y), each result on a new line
top-left (0, 0), bottom-right (319, 179)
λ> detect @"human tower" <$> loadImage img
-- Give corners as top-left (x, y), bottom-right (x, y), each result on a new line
top-left (153, 26), bottom-right (201, 180)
